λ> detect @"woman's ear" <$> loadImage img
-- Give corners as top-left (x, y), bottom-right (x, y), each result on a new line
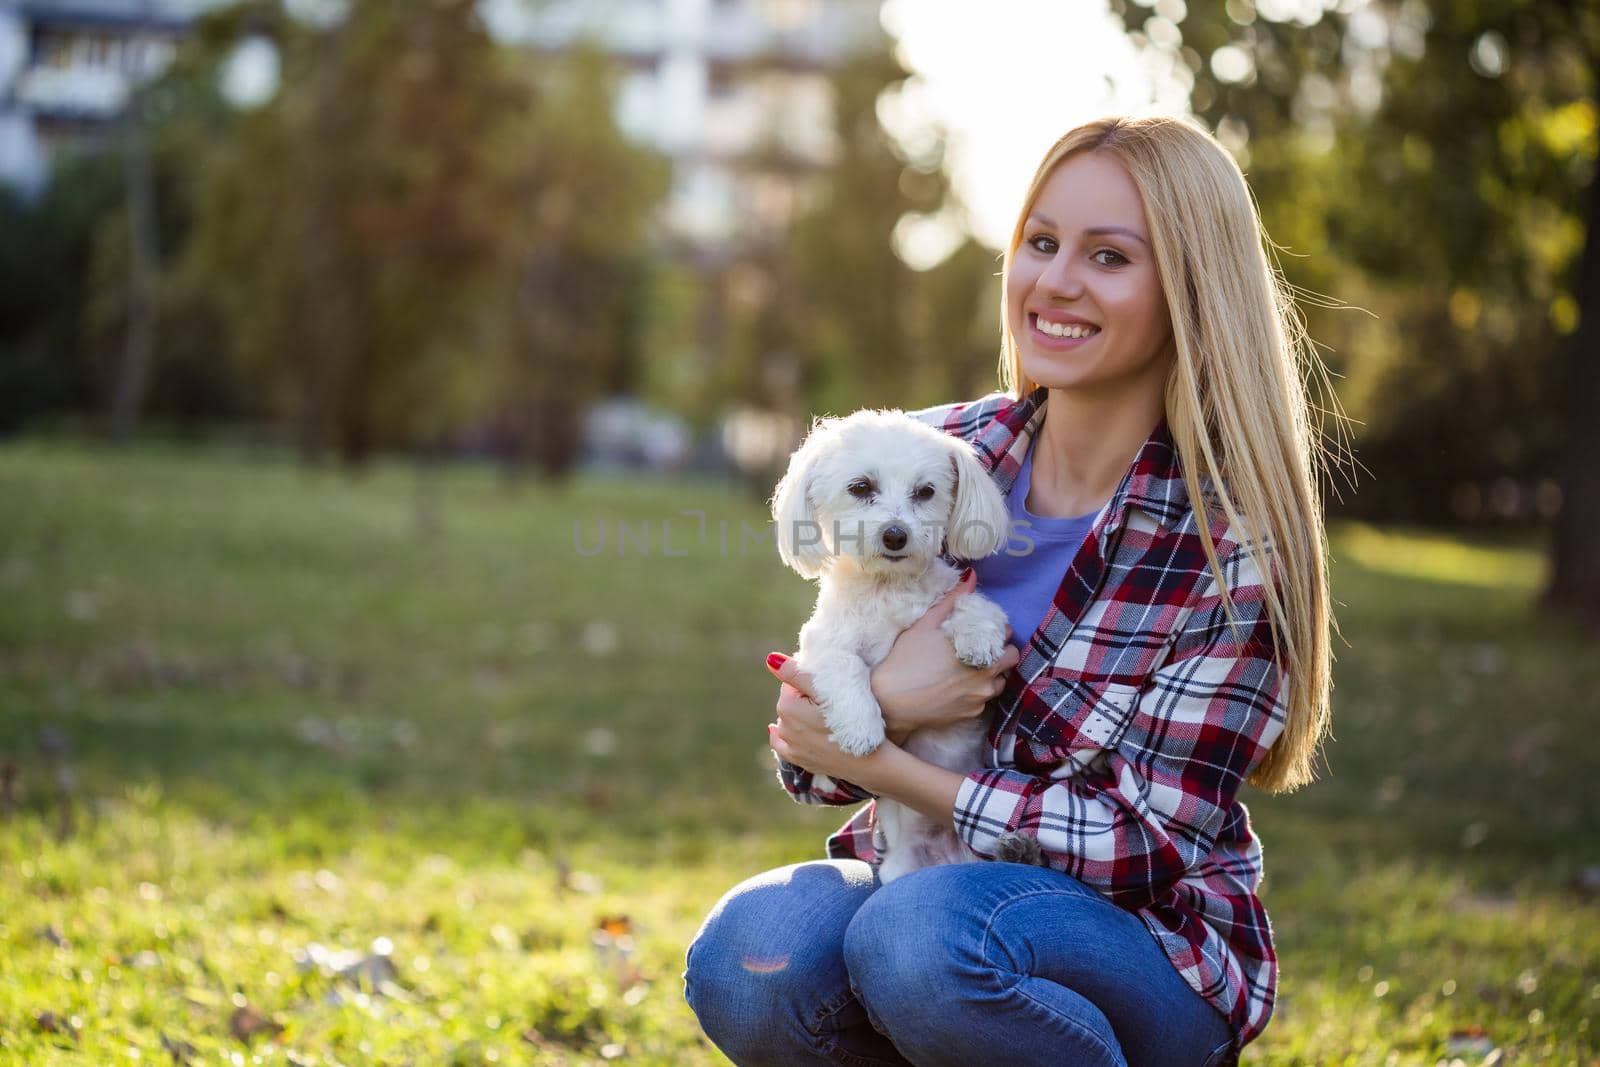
top-left (944, 440), bottom-right (1008, 560)
top-left (770, 419), bottom-right (836, 579)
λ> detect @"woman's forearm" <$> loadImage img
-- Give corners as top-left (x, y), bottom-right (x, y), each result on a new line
top-left (854, 744), bottom-right (967, 827)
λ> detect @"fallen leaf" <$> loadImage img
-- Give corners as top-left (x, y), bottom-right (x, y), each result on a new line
top-left (596, 915), bottom-right (633, 938)
top-left (555, 859), bottom-right (601, 896)
top-left (65, 590), bottom-right (99, 622)
top-left (345, 952), bottom-right (399, 989)
top-left (584, 727), bottom-right (618, 757)
top-left (293, 939), bottom-right (406, 996)
top-left (229, 1004), bottom-right (283, 1043)
top-left (592, 914), bottom-right (640, 986)
top-left (1445, 1027), bottom-right (1496, 1057)
top-left (580, 620), bottom-right (619, 657)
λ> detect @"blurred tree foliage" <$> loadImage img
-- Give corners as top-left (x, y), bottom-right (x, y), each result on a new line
top-left (778, 45), bottom-right (1000, 415)
top-left (175, 0), bottom-right (512, 463)
top-left (0, 156), bottom-right (123, 434)
top-left (171, 1), bottom-right (665, 471)
top-left (714, 40), bottom-right (1001, 426)
top-left (489, 46), bottom-right (668, 479)
top-left (1, 52), bottom-right (246, 437)
top-left (3, 0), bottom-right (664, 477)
top-left (1115, 0), bottom-right (1600, 618)
top-left (87, 26), bottom-right (250, 437)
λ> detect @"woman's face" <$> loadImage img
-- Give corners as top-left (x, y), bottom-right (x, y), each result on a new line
top-left (1006, 151), bottom-right (1174, 399)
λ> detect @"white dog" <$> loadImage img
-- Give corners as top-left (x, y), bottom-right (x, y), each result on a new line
top-left (771, 409), bottom-right (1017, 883)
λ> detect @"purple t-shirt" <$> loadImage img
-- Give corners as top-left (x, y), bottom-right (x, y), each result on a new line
top-left (971, 437), bottom-right (1099, 650)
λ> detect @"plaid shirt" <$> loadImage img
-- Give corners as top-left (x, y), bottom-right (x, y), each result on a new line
top-left (777, 387), bottom-right (1288, 1049)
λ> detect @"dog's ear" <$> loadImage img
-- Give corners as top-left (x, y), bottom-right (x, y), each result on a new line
top-left (770, 417), bottom-right (837, 579)
top-left (944, 438), bottom-right (1008, 560)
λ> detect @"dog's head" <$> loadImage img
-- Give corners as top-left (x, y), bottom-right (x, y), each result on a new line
top-left (769, 410), bottom-right (1009, 580)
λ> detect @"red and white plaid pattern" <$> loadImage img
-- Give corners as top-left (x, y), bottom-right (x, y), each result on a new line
top-left (777, 387), bottom-right (1288, 1048)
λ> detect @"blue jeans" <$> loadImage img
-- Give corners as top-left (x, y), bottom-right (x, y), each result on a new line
top-left (683, 860), bottom-right (1237, 1067)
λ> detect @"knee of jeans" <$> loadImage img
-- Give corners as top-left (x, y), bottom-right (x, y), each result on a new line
top-left (684, 894), bottom-right (811, 1054)
top-left (841, 868), bottom-right (981, 1024)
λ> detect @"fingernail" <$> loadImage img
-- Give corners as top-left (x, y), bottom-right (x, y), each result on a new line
top-left (960, 567), bottom-right (974, 583)
top-left (766, 652), bottom-right (789, 672)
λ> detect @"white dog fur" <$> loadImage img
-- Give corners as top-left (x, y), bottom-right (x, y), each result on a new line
top-left (771, 409), bottom-right (1016, 883)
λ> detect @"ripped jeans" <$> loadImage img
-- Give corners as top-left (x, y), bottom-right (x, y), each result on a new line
top-left (683, 860), bottom-right (1237, 1067)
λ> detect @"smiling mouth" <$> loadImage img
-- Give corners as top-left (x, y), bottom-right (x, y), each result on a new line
top-left (1030, 313), bottom-right (1101, 341)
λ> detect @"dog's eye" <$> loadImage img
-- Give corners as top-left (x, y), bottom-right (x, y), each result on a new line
top-left (847, 479), bottom-right (874, 499)
top-left (913, 485), bottom-right (935, 502)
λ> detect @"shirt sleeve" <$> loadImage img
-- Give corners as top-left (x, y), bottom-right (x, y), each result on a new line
top-left (951, 540), bottom-right (1289, 910)
top-left (776, 758), bottom-right (877, 805)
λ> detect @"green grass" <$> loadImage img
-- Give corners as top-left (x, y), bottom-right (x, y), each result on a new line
top-left (0, 440), bottom-right (1596, 1065)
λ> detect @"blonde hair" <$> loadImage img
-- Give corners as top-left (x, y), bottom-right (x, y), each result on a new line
top-left (999, 116), bottom-right (1336, 794)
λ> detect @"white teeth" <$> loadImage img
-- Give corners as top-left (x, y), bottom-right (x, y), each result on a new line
top-left (1036, 317), bottom-right (1098, 339)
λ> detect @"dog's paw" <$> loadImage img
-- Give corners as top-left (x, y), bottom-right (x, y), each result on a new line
top-left (950, 626), bottom-right (1007, 668)
top-left (813, 676), bottom-right (886, 756)
top-left (994, 831), bottom-right (1046, 867)
top-left (828, 716), bottom-right (886, 756)
top-left (943, 595), bottom-right (1011, 668)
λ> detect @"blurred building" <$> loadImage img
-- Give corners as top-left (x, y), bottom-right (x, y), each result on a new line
top-left (486, 0), bottom-right (887, 477)
top-left (5, 0), bottom-right (884, 251)
top-left (0, 1), bottom-right (208, 194)
top-left (2, 0), bottom-right (883, 476)
top-left (482, 0), bottom-right (883, 261)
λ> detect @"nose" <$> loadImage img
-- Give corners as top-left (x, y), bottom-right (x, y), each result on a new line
top-left (1036, 247), bottom-right (1085, 300)
top-left (881, 524), bottom-right (908, 552)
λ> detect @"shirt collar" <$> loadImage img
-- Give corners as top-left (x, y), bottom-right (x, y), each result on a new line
top-left (978, 386), bottom-right (1192, 536)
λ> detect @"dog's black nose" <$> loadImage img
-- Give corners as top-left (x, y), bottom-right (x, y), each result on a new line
top-left (881, 524), bottom-right (908, 552)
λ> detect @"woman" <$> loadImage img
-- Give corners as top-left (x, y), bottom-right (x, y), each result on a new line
top-left (683, 116), bottom-right (1335, 1067)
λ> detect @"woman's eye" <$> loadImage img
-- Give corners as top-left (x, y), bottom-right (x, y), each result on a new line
top-left (913, 485), bottom-right (935, 502)
top-left (1027, 234), bottom-right (1058, 255)
top-left (847, 480), bottom-right (873, 499)
top-left (1092, 248), bottom-right (1129, 267)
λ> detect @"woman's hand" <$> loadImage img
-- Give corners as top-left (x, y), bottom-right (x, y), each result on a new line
top-left (764, 655), bottom-right (889, 784)
top-left (870, 570), bottom-right (1022, 744)
top-left (763, 652), bottom-right (976, 818)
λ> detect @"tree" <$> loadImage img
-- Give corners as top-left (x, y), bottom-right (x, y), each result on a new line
top-left (771, 40), bottom-right (999, 418)
top-left (0, 156), bottom-right (122, 434)
top-left (1115, 0), bottom-right (1600, 621)
top-left (180, 0), bottom-right (523, 463)
top-left (170, 4), bottom-right (666, 474)
top-left (486, 46), bottom-right (669, 480)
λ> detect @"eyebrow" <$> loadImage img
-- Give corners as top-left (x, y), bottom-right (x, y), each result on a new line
top-left (1028, 213), bottom-right (1149, 248)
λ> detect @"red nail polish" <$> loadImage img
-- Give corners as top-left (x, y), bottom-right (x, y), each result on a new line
top-left (960, 567), bottom-right (974, 582)
top-left (766, 652), bottom-right (789, 671)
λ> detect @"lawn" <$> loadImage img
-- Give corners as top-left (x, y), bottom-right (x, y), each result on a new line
top-left (0, 440), bottom-right (1596, 1065)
